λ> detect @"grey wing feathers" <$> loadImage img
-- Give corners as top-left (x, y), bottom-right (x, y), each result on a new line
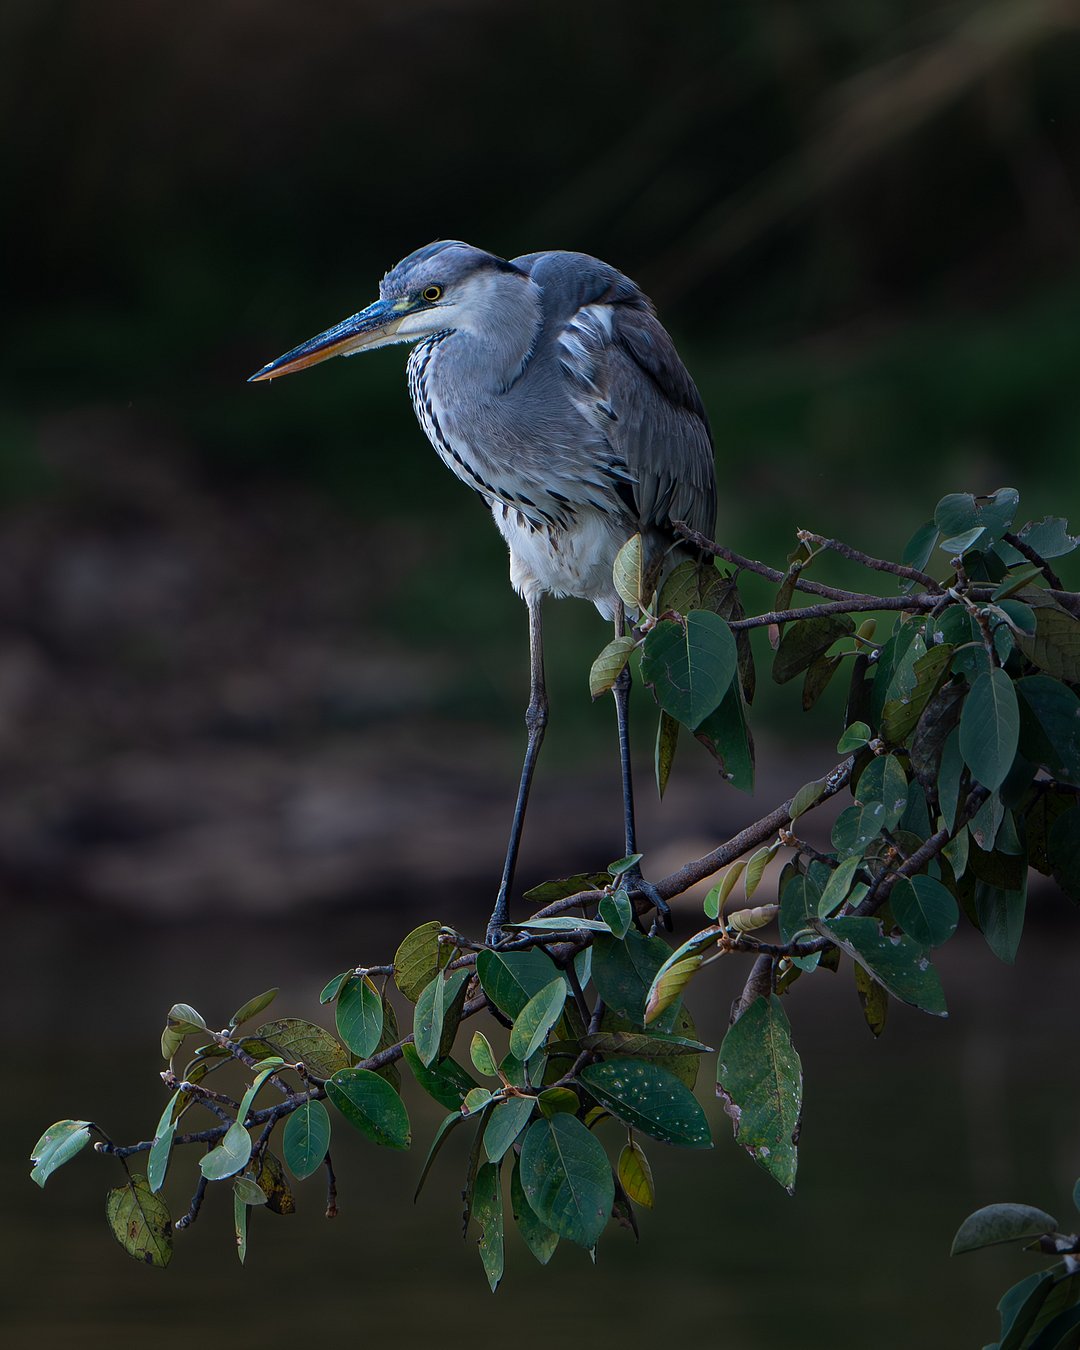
top-left (516, 251), bottom-right (716, 541)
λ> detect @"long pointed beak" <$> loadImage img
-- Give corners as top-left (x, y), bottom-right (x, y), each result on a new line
top-left (248, 298), bottom-right (410, 382)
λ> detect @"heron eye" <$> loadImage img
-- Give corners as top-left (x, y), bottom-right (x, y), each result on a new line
top-left (422, 285), bottom-right (443, 303)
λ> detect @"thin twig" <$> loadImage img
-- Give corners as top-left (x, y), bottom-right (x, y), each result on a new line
top-left (174, 1173), bottom-right (209, 1231)
top-left (799, 531), bottom-right (944, 592)
top-left (676, 523), bottom-right (866, 601)
top-left (1003, 530), bottom-right (1064, 590)
top-left (727, 594), bottom-right (941, 630)
top-left (324, 1153), bottom-right (338, 1219)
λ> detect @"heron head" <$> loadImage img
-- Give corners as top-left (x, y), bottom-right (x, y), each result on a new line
top-left (248, 241), bottom-right (525, 382)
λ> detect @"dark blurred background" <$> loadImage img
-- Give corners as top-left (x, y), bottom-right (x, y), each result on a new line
top-left (4, 2), bottom-right (1080, 1344)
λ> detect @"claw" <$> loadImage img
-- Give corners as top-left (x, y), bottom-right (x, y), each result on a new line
top-left (623, 867), bottom-right (672, 932)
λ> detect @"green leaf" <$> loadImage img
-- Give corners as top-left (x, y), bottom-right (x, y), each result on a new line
top-left (161, 1003), bottom-right (208, 1060)
top-left (1017, 675), bottom-right (1080, 784)
top-left (463, 1086), bottom-right (494, 1116)
top-left (643, 954), bottom-right (703, 1026)
top-left (591, 930), bottom-right (681, 1031)
top-left (618, 1140), bottom-right (655, 1208)
top-left (891, 875), bottom-right (959, 948)
top-left (818, 916), bottom-right (947, 1016)
top-left (938, 726), bottom-right (965, 833)
top-left (229, 987), bottom-right (279, 1030)
top-left (802, 652), bottom-right (842, 711)
top-left (779, 869), bottom-right (824, 945)
top-left (413, 967), bottom-right (470, 1068)
top-left (901, 520), bottom-right (939, 585)
top-left (743, 843), bottom-right (778, 901)
top-left (837, 721), bottom-right (872, 752)
top-left (960, 667), bottom-right (1020, 792)
top-left (282, 1098), bottom-right (331, 1180)
top-left (233, 1187), bottom-right (249, 1264)
top-left (472, 1162), bottom-right (504, 1292)
top-left (147, 1091), bottom-right (181, 1192)
top-left (253, 1018), bottom-right (350, 1079)
top-left (319, 970), bottom-right (352, 1005)
top-left (413, 1110), bottom-right (463, 1202)
top-left (935, 488), bottom-right (1019, 547)
top-left (537, 1087), bottom-right (580, 1117)
top-left (511, 1154), bottom-right (559, 1265)
top-left (1003, 515), bottom-right (1080, 561)
top-left (608, 852), bottom-right (643, 876)
top-left (483, 1095), bottom-right (535, 1163)
top-left (578, 1031), bottom-right (711, 1058)
top-left (105, 1174), bottom-right (172, 1267)
top-left (326, 1068), bottom-right (411, 1149)
top-left (976, 878), bottom-right (1027, 964)
top-left (509, 979), bottom-right (568, 1062)
top-left (817, 855), bottom-right (863, 919)
top-left (477, 948), bottom-right (563, 1020)
top-left (402, 1043), bottom-right (478, 1110)
top-left (578, 1059), bottom-right (711, 1149)
top-left (589, 636), bottom-right (636, 698)
top-left (233, 1175), bottom-right (268, 1206)
top-left (30, 1119), bottom-right (93, 1187)
top-left (253, 1148), bottom-right (293, 1217)
top-left (772, 614), bottom-right (855, 684)
top-left (951, 1202), bottom-right (1058, 1255)
top-left (236, 1059), bottom-right (286, 1127)
top-left (789, 779), bottom-right (825, 820)
top-left (881, 643), bottom-right (954, 744)
top-left (1027, 1301), bottom-right (1080, 1350)
top-left (599, 886), bottom-right (633, 939)
top-left (640, 611), bottom-right (737, 730)
top-left (508, 916), bottom-right (610, 933)
top-left (716, 995), bottom-right (802, 1194)
top-left (393, 921), bottom-right (449, 1002)
top-left (693, 680), bottom-right (755, 792)
top-left (831, 802), bottom-right (887, 858)
top-left (336, 974), bottom-right (384, 1059)
top-left (518, 1114), bottom-right (614, 1249)
top-left (200, 1121), bottom-right (253, 1180)
top-left (655, 709), bottom-right (680, 798)
top-left (470, 1031), bottom-right (498, 1078)
top-left (995, 1271), bottom-right (1056, 1350)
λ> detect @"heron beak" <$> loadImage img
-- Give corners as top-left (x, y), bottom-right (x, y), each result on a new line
top-left (247, 297), bottom-right (413, 382)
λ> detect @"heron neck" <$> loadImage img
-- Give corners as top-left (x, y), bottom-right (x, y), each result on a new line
top-left (449, 273), bottom-right (543, 393)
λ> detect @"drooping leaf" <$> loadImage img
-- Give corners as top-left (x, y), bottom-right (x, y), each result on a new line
top-left (255, 1151), bottom-right (295, 1214)
top-left (578, 1059), bottom-right (711, 1149)
top-left (772, 614), bottom-right (855, 685)
top-left (951, 1202), bottom-right (1058, 1255)
top-left (655, 709), bottom-right (680, 798)
top-left (147, 1091), bottom-right (181, 1192)
top-left (233, 1187), bottom-right (249, 1264)
top-left (470, 1031), bottom-right (499, 1079)
top-left (716, 995), bottom-right (802, 1194)
top-left (336, 974), bottom-right (384, 1059)
top-left (837, 721), bottom-right (871, 752)
top-left (993, 1271), bottom-right (1056, 1349)
top-left (818, 917), bottom-right (947, 1016)
top-left (612, 533), bottom-right (649, 611)
top-left (413, 1110), bottom-right (463, 1203)
top-left (960, 667), bottom-right (1020, 792)
top-left (1016, 676), bottom-right (1080, 785)
top-left (483, 1095), bottom-right (535, 1164)
top-left (325, 1068), bottom-right (411, 1149)
top-left (589, 636), bottom-right (636, 699)
top-left (779, 870), bottom-right (824, 945)
top-left (693, 680), bottom-right (755, 792)
top-left (30, 1119), bottom-right (93, 1187)
top-left (282, 1098), bottom-right (332, 1180)
top-left (831, 802), bottom-right (887, 858)
top-left (854, 754), bottom-right (909, 831)
top-left (235, 1060), bottom-right (286, 1128)
top-left (253, 1018), bottom-right (350, 1079)
top-left (853, 962), bottom-right (888, 1038)
top-left (233, 1175), bottom-right (268, 1206)
top-left (472, 1162), bottom-right (504, 1292)
top-left (789, 779), bottom-right (825, 821)
top-left (975, 878), bottom-right (1027, 964)
top-left (476, 948), bottom-right (563, 1020)
top-left (891, 875), bottom-right (959, 948)
top-left (105, 1174), bottom-right (172, 1268)
top-left (618, 1140), bottom-right (655, 1208)
top-left (200, 1121), bottom-right (253, 1181)
top-left (644, 952), bottom-right (705, 1026)
top-left (393, 921), bottom-right (450, 1002)
top-left (511, 1154), bottom-right (559, 1265)
top-left (727, 903), bottom-right (780, 934)
top-left (518, 1114), bottom-right (614, 1249)
top-left (1049, 806), bottom-right (1080, 902)
top-left (413, 967), bottom-right (471, 1068)
top-left (881, 643), bottom-right (954, 744)
top-left (640, 612), bottom-right (737, 730)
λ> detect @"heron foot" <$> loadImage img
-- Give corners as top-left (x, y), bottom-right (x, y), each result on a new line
top-left (623, 867), bottom-right (672, 933)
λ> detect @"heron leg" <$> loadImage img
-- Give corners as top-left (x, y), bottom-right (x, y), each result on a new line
top-left (612, 609), bottom-right (671, 932)
top-left (487, 596), bottom-right (548, 945)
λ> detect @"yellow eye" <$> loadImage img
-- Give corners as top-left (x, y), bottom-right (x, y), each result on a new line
top-left (422, 285), bottom-right (442, 303)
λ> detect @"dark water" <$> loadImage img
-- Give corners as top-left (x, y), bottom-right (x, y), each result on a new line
top-left (5, 904), bottom-right (1076, 1349)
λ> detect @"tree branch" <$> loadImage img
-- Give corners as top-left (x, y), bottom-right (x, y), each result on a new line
top-left (798, 531), bottom-right (944, 591)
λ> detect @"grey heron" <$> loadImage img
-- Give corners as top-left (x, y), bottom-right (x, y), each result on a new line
top-left (250, 241), bottom-right (717, 941)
